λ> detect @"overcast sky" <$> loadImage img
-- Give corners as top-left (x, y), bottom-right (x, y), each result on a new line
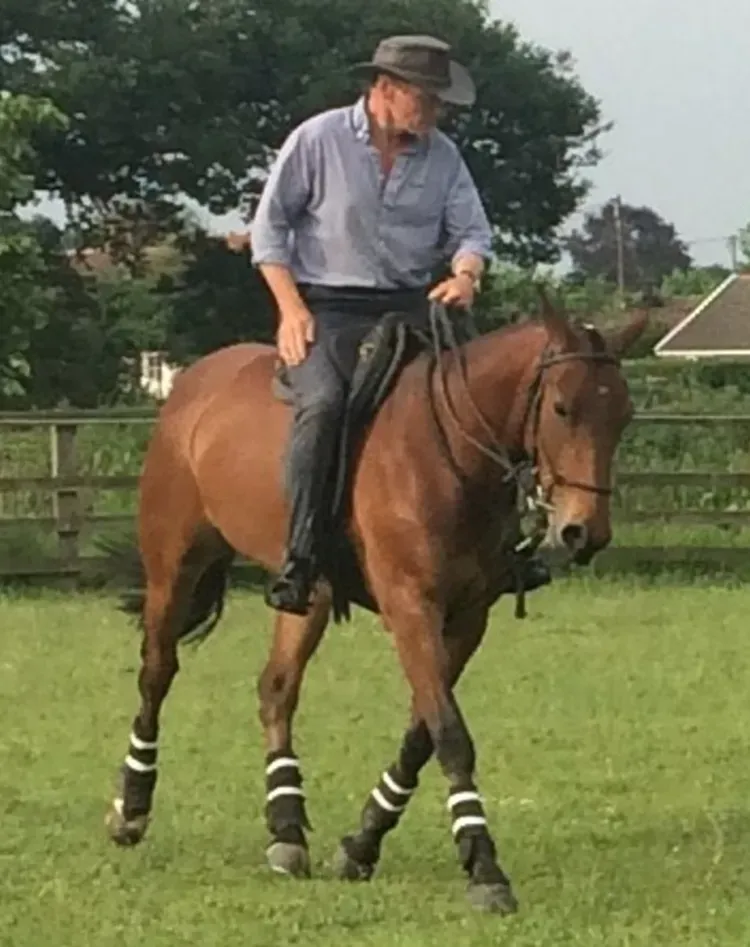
top-left (492, 0), bottom-right (750, 266)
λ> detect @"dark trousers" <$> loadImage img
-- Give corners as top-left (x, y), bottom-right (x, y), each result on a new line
top-left (282, 285), bottom-right (428, 564)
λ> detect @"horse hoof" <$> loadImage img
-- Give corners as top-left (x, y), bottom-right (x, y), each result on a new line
top-left (467, 881), bottom-right (519, 915)
top-left (266, 841), bottom-right (311, 878)
top-left (333, 843), bottom-right (375, 882)
top-left (105, 798), bottom-right (149, 846)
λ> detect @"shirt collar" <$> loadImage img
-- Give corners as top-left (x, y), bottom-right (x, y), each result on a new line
top-left (350, 96), bottom-right (429, 155)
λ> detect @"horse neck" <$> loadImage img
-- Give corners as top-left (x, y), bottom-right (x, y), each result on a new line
top-left (436, 323), bottom-right (548, 475)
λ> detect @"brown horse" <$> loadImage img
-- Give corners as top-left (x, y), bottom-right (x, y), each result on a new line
top-left (103, 297), bottom-right (647, 915)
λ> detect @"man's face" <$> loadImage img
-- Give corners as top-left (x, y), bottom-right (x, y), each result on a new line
top-left (381, 76), bottom-right (443, 137)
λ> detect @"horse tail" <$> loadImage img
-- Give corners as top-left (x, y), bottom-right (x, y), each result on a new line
top-left (94, 533), bottom-right (232, 647)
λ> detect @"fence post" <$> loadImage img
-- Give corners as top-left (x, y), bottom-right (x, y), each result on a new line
top-left (50, 416), bottom-right (81, 580)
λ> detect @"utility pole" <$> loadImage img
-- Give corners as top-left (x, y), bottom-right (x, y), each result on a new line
top-left (728, 234), bottom-right (738, 271)
top-left (613, 194), bottom-right (625, 305)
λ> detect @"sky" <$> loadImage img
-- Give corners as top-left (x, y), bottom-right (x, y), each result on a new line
top-left (489, 0), bottom-right (750, 267)
top-left (28, 0), bottom-right (749, 269)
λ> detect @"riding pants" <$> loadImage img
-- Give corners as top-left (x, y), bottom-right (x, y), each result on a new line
top-left (281, 284), bottom-right (429, 564)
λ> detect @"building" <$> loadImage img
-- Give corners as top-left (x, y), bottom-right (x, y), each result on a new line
top-left (653, 273), bottom-right (750, 359)
top-left (139, 350), bottom-right (181, 400)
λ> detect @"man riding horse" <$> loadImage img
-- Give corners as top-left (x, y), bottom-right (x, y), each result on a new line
top-left (251, 34), bottom-right (551, 615)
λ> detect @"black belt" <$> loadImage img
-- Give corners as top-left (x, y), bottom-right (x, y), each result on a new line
top-left (297, 283), bottom-right (428, 318)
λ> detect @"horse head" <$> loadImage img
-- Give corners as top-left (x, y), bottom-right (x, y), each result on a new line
top-left (525, 286), bottom-right (648, 563)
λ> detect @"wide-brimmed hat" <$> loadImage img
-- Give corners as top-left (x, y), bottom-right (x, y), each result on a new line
top-left (350, 34), bottom-right (476, 107)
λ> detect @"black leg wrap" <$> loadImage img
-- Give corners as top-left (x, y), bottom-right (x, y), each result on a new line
top-left (363, 764), bottom-right (417, 833)
top-left (338, 765), bottom-right (416, 879)
top-left (342, 764), bottom-right (418, 870)
top-left (265, 750), bottom-right (311, 847)
top-left (121, 725), bottom-right (158, 818)
top-left (448, 780), bottom-right (509, 886)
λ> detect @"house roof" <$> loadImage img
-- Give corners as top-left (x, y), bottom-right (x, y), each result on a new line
top-left (654, 273), bottom-right (750, 358)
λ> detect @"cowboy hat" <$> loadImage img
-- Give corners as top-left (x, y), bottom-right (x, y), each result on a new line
top-left (350, 34), bottom-right (476, 107)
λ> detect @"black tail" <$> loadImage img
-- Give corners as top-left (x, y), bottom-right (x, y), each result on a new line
top-left (93, 533), bottom-right (232, 647)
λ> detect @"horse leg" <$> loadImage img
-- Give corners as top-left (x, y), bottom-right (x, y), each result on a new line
top-left (105, 557), bottom-right (196, 846)
top-left (334, 607), bottom-right (488, 882)
top-left (370, 586), bottom-right (516, 914)
top-left (257, 583), bottom-right (331, 878)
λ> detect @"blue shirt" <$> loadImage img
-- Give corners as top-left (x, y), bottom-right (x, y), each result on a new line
top-left (250, 97), bottom-right (493, 290)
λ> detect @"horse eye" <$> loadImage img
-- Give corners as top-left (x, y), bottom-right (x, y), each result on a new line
top-left (554, 400), bottom-right (569, 418)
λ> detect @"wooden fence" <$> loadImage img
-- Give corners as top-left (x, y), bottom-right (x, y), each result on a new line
top-left (2, 408), bottom-right (750, 583)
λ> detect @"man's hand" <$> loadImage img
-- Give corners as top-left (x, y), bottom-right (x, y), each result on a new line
top-left (277, 303), bottom-right (316, 367)
top-left (428, 272), bottom-right (476, 309)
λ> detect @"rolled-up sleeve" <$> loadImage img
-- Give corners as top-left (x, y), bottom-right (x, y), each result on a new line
top-left (443, 155), bottom-right (494, 263)
top-left (250, 125), bottom-right (313, 267)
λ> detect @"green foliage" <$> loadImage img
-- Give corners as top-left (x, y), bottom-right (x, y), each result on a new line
top-left (0, 216), bottom-right (171, 408)
top-left (162, 232), bottom-right (275, 362)
top-left (660, 265), bottom-right (730, 298)
top-left (0, 90), bottom-right (67, 209)
top-left (3, 0), bottom-right (604, 265)
top-left (0, 0), bottom-right (734, 407)
top-left (0, 92), bottom-right (69, 399)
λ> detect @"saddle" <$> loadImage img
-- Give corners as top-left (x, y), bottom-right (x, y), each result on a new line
top-left (272, 311), bottom-right (431, 621)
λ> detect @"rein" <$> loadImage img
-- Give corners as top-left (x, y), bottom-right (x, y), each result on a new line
top-left (425, 303), bottom-right (620, 617)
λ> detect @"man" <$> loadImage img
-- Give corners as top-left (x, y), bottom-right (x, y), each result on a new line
top-left (251, 34), bottom-right (550, 615)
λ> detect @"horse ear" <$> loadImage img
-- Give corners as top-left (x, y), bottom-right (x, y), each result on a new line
top-left (535, 283), bottom-right (575, 348)
top-left (604, 310), bottom-right (650, 358)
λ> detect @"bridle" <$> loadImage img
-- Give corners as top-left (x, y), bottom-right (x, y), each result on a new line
top-left (522, 346), bottom-right (620, 502)
top-left (425, 303), bottom-right (622, 619)
top-left (427, 303), bottom-right (620, 499)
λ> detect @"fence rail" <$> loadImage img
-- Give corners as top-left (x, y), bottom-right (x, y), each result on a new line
top-left (2, 409), bottom-right (750, 582)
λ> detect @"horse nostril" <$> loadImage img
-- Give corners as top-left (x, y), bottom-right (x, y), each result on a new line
top-left (560, 523), bottom-right (588, 551)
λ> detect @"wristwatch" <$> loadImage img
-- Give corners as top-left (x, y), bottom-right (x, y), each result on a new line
top-left (455, 268), bottom-right (481, 292)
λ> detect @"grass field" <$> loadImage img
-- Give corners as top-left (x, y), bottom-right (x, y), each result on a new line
top-left (1, 578), bottom-right (750, 946)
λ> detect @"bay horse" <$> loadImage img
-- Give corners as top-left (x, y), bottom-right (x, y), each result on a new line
top-left (103, 296), bottom-right (647, 915)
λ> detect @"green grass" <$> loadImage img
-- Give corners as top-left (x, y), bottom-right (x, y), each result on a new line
top-left (1, 579), bottom-right (750, 946)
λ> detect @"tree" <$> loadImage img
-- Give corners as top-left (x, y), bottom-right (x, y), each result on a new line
top-left (0, 91), bottom-right (67, 398)
top-left (565, 200), bottom-right (693, 292)
top-left (1, 215), bottom-right (172, 408)
top-left (3, 0), bottom-right (606, 265)
top-left (161, 231), bottom-right (276, 363)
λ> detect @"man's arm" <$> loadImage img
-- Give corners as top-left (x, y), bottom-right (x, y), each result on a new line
top-left (428, 155), bottom-right (493, 308)
top-left (250, 125), bottom-right (318, 365)
top-left (443, 154), bottom-right (494, 287)
top-left (251, 125), bottom-right (314, 314)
